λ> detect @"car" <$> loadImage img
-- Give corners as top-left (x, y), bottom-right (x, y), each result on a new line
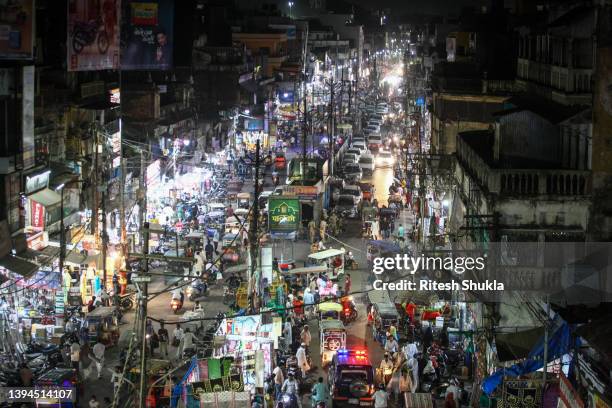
top-left (341, 185), bottom-right (363, 205)
top-left (352, 141), bottom-right (367, 155)
top-left (335, 195), bottom-right (359, 218)
top-left (359, 154), bottom-right (375, 176)
top-left (376, 150), bottom-right (394, 167)
top-left (342, 153), bottom-right (358, 165)
top-left (329, 349), bottom-right (375, 407)
top-left (365, 124), bottom-right (379, 133)
top-left (345, 148), bottom-right (362, 160)
top-left (343, 162), bottom-right (363, 181)
top-left (368, 135), bottom-right (383, 152)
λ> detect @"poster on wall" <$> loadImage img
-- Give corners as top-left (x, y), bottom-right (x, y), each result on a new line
top-left (0, 0), bottom-right (34, 60)
top-left (22, 65), bottom-right (34, 170)
top-left (121, 0), bottom-right (173, 70)
top-left (67, 0), bottom-right (121, 71)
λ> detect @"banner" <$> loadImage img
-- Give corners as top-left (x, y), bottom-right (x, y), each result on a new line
top-left (67, 0), bottom-right (121, 71)
top-left (0, 0), bottom-right (34, 60)
top-left (121, 0), bottom-right (173, 70)
top-left (268, 198), bottom-right (300, 233)
top-left (30, 200), bottom-right (45, 229)
top-left (22, 66), bottom-right (34, 169)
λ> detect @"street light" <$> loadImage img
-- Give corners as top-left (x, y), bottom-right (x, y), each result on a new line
top-left (288, 1), bottom-right (294, 18)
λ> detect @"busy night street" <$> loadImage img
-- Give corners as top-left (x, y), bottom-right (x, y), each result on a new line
top-left (1, 1), bottom-right (612, 408)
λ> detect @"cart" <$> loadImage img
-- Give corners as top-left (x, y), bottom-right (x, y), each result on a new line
top-left (84, 306), bottom-right (119, 346)
top-left (307, 248), bottom-right (346, 280)
top-left (34, 368), bottom-right (77, 407)
top-left (320, 319), bottom-right (346, 367)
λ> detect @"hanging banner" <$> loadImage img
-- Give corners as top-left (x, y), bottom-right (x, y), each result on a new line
top-left (0, 0), bottom-right (34, 60)
top-left (67, 0), bottom-right (121, 71)
top-left (30, 200), bottom-right (45, 229)
top-left (558, 372), bottom-right (584, 408)
top-left (121, 0), bottom-right (174, 70)
top-left (22, 65), bottom-right (34, 170)
top-left (268, 198), bottom-right (300, 233)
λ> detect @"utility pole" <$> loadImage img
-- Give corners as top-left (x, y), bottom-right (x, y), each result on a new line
top-left (542, 296), bottom-right (550, 400)
top-left (302, 85), bottom-right (308, 162)
top-left (137, 222), bottom-right (150, 408)
top-left (249, 140), bottom-right (261, 311)
top-left (93, 125), bottom-right (99, 239)
top-left (101, 191), bottom-right (108, 288)
top-left (328, 81), bottom-right (335, 177)
top-left (339, 68), bottom-right (345, 122)
top-left (139, 146), bottom-right (148, 243)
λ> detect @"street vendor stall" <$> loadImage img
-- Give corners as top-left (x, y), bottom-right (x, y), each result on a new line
top-left (308, 248), bottom-right (345, 280)
top-left (84, 306), bottom-right (119, 346)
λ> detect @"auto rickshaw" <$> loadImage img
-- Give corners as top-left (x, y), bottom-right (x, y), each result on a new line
top-left (275, 151), bottom-right (287, 170)
top-left (84, 306), bottom-right (120, 346)
top-left (318, 301), bottom-right (343, 320)
top-left (319, 319), bottom-right (346, 367)
top-left (371, 302), bottom-right (400, 344)
top-left (359, 182), bottom-right (374, 201)
top-left (236, 192), bottom-right (251, 209)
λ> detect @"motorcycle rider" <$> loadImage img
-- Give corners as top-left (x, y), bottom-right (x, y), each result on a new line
top-left (311, 377), bottom-right (329, 406)
top-left (280, 372), bottom-right (301, 408)
top-left (379, 353), bottom-right (394, 386)
top-left (171, 285), bottom-right (184, 310)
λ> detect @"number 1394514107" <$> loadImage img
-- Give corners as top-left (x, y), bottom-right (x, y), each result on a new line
top-left (0, 387), bottom-right (75, 402)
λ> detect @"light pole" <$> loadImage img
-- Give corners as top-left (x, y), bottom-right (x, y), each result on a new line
top-left (56, 183), bottom-right (67, 279)
top-left (288, 1), bottom-right (294, 19)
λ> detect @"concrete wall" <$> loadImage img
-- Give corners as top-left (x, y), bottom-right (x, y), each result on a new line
top-left (499, 110), bottom-right (560, 165)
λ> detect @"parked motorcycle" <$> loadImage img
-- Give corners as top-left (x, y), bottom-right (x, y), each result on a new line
top-left (71, 17), bottom-right (109, 55)
top-left (187, 281), bottom-right (208, 301)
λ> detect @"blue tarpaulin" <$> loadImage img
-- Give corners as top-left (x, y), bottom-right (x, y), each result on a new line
top-left (482, 323), bottom-right (575, 395)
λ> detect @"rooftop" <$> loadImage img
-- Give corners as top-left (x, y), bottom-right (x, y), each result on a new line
top-left (494, 95), bottom-right (587, 124)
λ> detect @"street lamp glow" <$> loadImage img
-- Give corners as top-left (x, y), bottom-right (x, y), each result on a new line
top-left (55, 183), bottom-right (65, 191)
top-left (288, 1), bottom-right (294, 18)
top-left (243, 109), bottom-right (250, 115)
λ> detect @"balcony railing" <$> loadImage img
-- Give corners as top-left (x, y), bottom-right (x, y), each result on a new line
top-left (456, 136), bottom-right (591, 197)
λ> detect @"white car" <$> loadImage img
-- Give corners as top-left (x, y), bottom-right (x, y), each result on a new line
top-left (368, 135), bottom-right (383, 151)
top-left (376, 150), bottom-right (395, 167)
top-left (342, 153), bottom-right (358, 165)
top-left (359, 154), bottom-right (375, 176)
top-left (352, 141), bottom-right (368, 155)
top-left (341, 185), bottom-right (363, 205)
top-left (345, 148), bottom-right (362, 161)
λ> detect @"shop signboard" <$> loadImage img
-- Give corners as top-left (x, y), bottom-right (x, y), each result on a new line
top-left (30, 201), bottom-right (45, 229)
top-left (502, 379), bottom-right (543, 408)
top-left (25, 170), bottom-right (50, 194)
top-left (0, 0), bottom-right (34, 60)
top-left (122, 0), bottom-right (174, 70)
top-left (67, 0), bottom-right (121, 71)
top-left (284, 185), bottom-right (318, 200)
top-left (268, 198), bottom-right (300, 233)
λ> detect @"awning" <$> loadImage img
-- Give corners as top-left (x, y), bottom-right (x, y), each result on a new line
top-left (495, 327), bottom-right (544, 362)
top-left (0, 255), bottom-right (39, 279)
top-left (29, 188), bottom-right (61, 207)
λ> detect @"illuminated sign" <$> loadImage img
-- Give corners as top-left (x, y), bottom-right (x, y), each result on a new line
top-left (268, 198), bottom-right (300, 232)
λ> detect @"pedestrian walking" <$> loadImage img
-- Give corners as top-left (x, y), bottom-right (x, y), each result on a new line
top-left (296, 343), bottom-right (310, 378)
top-left (272, 365), bottom-right (284, 401)
top-left (213, 229), bottom-right (220, 253)
top-left (91, 340), bottom-right (106, 379)
top-left (344, 273), bottom-right (351, 295)
top-left (308, 219), bottom-right (316, 243)
top-left (373, 384), bottom-right (389, 408)
top-left (70, 341), bottom-right (81, 372)
top-left (205, 240), bottom-right (214, 262)
top-left (158, 323), bottom-right (169, 357)
top-left (319, 218), bottom-right (327, 243)
top-left (89, 395), bottom-right (100, 408)
top-left (172, 324), bottom-right (184, 347)
top-left (300, 325), bottom-right (312, 350)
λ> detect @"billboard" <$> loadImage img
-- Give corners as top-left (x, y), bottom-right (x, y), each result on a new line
top-left (22, 66), bottom-right (34, 170)
top-left (67, 0), bottom-right (121, 71)
top-left (268, 198), bottom-right (300, 233)
top-left (0, 0), bottom-right (34, 60)
top-left (121, 0), bottom-right (173, 70)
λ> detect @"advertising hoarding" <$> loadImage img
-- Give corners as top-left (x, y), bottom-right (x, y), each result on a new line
top-left (268, 198), bottom-right (300, 233)
top-left (121, 0), bottom-right (173, 70)
top-left (0, 0), bottom-right (34, 60)
top-left (68, 0), bottom-right (121, 71)
top-left (22, 66), bottom-right (34, 170)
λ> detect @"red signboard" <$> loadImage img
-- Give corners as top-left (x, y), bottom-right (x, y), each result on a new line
top-left (30, 200), bottom-right (45, 229)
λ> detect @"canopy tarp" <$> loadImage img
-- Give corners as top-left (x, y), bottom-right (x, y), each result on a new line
top-left (282, 265), bottom-right (327, 275)
top-left (308, 248), bottom-right (345, 260)
top-left (0, 255), bottom-right (39, 279)
top-left (319, 302), bottom-right (343, 312)
top-left (495, 327), bottom-right (544, 362)
top-left (29, 188), bottom-right (61, 207)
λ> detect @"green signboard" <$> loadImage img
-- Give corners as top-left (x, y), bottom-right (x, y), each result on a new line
top-left (268, 198), bottom-right (301, 232)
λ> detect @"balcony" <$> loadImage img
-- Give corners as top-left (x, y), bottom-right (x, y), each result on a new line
top-left (456, 135), bottom-right (591, 197)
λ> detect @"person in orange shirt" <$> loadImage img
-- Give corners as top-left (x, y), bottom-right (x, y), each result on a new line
top-left (292, 296), bottom-right (304, 317)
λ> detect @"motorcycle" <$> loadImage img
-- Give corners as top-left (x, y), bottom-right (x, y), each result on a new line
top-left (187, 281), bottom-right (208, 301)
top-left (71, 17), bottom-right (109, 55)
top-left (340, 297), bottom-right (358, 325)
top-left (171, 298), bottom-right (183, 314)
top-left (278, 393), bottom-right (299, 408)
